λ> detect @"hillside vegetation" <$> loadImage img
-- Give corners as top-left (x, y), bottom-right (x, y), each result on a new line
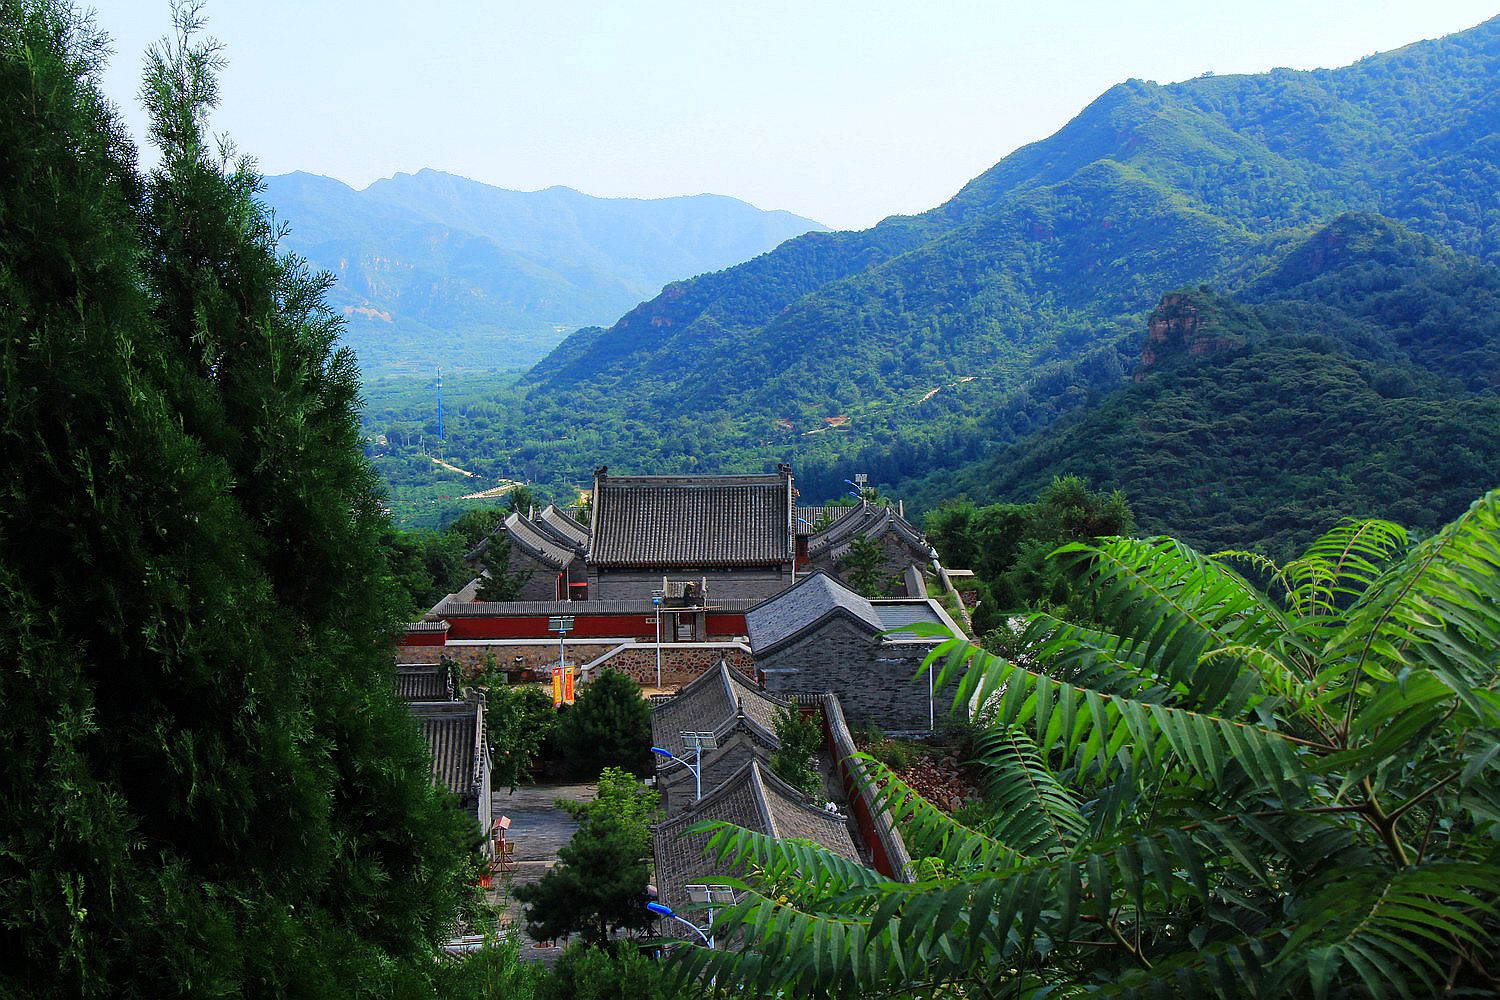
top-left (908, 212), bottom-right (1500, 555)
top-left (383, 15), bottom-right (1500, 559)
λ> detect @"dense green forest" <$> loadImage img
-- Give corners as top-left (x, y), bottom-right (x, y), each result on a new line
top-left (0, 6), bottom-right (480, 995)
top-left (361, 16), bottom-right (1500, 557)
top-left (906, 212), bottom-right (1500, 555)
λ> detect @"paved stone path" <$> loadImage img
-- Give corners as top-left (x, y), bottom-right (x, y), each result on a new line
top-left (492, 780), bottom-right (597, 964)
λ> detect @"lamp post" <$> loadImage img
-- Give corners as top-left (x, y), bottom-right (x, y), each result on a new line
top-left (652, 593), bottom-right (663, 690)
top-left (552, 611), bottom-right (573, 671)
top-left (646, 901), bottom-right (712, 948)
top-left (651, 730), bottom-right (716, 802)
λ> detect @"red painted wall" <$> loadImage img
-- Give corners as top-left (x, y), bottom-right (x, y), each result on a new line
top-left (821, 705), bottom-right (901, 880)
top-left (705, 613), bottom-right (747, 637)
top-left (398, 632), bottom-right (448, 647)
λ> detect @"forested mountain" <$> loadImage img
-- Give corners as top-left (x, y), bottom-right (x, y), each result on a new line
top-left (262, 170), bottom-right (824, 376)
top-left (909, 212), bottom-right (1500, 556)
top-left (409, 15), bottom-right (1500, 553)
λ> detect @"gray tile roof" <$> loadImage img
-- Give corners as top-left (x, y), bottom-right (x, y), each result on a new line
top-left (805, 505), bottom-right (931, 561)
top-left (501, 511), bottom-right (577, 570)
top-left (536, 504), bottom-right (591, 548)
top-left (745, 573), bottom-right (953, 654)
top-left (651, 661), bottom-right (788, 759)
top-left (794, 505), bottom-right (856, 536)
top-left (465, 511), bottom-right (580, 572)
top-left (652, 759), bottom-right (859, 909)
top-left (744, 571), bottom-right (884, 653)
top-left (410, 698), bottom-right (486, 804)
top-left (396, 663), bottom-right (452, 701)
top-left (869, 602), bottom-right (945, 632)
top-left (589, 473), bottom-right (793, 568)
top-left (406, 620), bottom-right (450, 633)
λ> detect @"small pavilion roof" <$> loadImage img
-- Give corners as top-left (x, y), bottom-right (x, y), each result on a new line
top-left (536, 504), bottom-right (591, 548)
top-left (470, 512), bottom-right (578, 571)
top-left (651, 660), bottom-right (788, 759)
top-left (651, 759), bottom-right (859, 910)
top-left (805, 504), bottom-right (930, 561)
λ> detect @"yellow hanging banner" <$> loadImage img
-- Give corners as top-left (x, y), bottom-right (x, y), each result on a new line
top-left (551, 666), bottom-right (564, 707)
top-left (563, 666), bottom-right (576, 705)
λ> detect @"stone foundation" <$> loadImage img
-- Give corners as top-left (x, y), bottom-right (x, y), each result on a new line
top-left (587, 644), bottom-right (754, 690)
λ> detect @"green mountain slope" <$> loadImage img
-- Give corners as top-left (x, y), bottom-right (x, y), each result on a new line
top-left (380, 18), bottom-right (1500, 549)
top-left (534, 16), bottom-right (1499, 407)
top-left (912, 216), bottom-right (1500, 555)
top-left (262, 169), bottom-right (825, 377)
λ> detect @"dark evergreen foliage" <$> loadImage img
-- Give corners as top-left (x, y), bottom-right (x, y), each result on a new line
top-left (514, 816), bottom-right (654, 947)
top-left (0, 4), bottom-right (474, 994)
top-left (553, 669), bottom-right (654, 780)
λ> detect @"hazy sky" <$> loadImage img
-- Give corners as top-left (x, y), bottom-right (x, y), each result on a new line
top-left (96, 1), bottom-right (1497, 230)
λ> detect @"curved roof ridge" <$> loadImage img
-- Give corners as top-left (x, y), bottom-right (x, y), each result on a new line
top-left (807, 505), bottom-right (929, 559)
top-left (751, 760), bottom-right (859, 841)
top-left (503, 511), bottom-right (576, 570)
top-left (668, 755), bottom-right (768, 819)
top-left (805, 506), bottom-right (878, 555)
top-left (537, 504), bottom-right (590, 547)
top-left (650, 661), bottom-right (739, 757)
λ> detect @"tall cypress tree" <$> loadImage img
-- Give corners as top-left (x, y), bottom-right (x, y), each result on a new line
top-left (0, 3), bottom-right (474, 995)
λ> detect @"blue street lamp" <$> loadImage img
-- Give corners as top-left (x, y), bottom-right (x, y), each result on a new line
top-left (646, 901), bottom-right (712, 947)
top-left (651, 743), bottom-right (705, 801)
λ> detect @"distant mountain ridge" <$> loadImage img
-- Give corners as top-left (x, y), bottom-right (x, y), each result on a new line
top-left (260, 169), bottom-right (825, 376)
top-left (494, 19), bottom-right (1499, 513)
top-left (373, 16), bottom-right (1500, 554)
top-left (532, 16), bottom-right (1500, 410)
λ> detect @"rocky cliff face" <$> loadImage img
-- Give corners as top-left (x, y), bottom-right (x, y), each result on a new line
top-left (1135, 292), bottom-right (1245, 378)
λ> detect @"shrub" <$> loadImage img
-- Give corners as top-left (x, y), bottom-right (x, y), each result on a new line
top-left (553, 669), bottom-right (652, 779)
top-left (514, 814), bottom-right (653, 947)
top-left (768, 706), bottom-right (823, 797)
top-left (538, 943), bottom-right (698, 1000)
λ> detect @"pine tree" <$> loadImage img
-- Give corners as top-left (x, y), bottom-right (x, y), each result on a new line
top-left (0, 3), bottom-right (475, 994)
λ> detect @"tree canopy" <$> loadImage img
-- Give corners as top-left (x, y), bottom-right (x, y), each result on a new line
top-left (0, 4), bottom-right (474, 994)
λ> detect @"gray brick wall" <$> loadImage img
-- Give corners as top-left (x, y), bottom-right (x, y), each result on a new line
top-left (756, 619), bottom-right (957, 733)
top-left (506, 547), bottom-right (564, 601)
top-left (590, 566), bottom-right (792, 601)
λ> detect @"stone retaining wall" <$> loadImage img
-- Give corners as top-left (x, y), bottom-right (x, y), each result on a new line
top-left (440, 641), bottom-right (617, 676)
top-left (590, 644), bottom-right (754, 690)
